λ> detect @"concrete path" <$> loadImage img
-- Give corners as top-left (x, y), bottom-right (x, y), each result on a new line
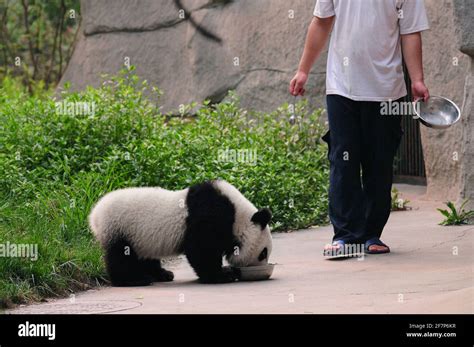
top-left (8, 184), bottom-right (474, 314)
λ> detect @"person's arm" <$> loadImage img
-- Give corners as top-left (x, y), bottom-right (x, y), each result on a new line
top-left (289, 16), bottom-right (334, 96)
top-left (401, 32), bottom-right (430, 101)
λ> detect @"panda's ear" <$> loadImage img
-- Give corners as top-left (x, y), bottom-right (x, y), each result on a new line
top-left (251, 208), bottom-right (272, 229)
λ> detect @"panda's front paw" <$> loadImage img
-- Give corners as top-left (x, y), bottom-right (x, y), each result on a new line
top-left (199, 268), bottom-right (238, 284)
top-left (153, 269), bottom-right (174, 282)
top-left (222, 266), bottom-right (240, 281)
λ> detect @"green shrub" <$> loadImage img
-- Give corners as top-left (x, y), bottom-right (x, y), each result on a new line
top-left (0, 69), bottom-right (329, 307)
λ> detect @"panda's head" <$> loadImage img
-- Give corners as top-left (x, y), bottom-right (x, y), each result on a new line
top-left (227, 207), bottom-right (273, 267)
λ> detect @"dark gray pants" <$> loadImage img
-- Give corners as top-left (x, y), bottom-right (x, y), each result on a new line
top-left (323, 94), bottom-right (404, 243)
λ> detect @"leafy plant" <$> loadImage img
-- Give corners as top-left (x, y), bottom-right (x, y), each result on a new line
top-left (437, 200), bottom-right (474, 226)
top-left (391, 187), bottom-right (411, 211)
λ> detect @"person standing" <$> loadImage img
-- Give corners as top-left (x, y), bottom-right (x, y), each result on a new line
top-left (289, 0), bottom-right (430, 255)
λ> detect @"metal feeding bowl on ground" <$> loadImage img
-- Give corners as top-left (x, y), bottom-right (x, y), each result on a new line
top-left (413, 96), bottom-right (461, 129)
top-left (234, 263), bottom-right (275, 281)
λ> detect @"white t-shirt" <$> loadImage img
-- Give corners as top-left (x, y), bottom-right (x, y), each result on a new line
top-left (314, 0), bottom-right (430, 101)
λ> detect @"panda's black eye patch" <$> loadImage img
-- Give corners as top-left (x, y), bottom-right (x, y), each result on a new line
top-left (258, 247), bottom-right (268, 262)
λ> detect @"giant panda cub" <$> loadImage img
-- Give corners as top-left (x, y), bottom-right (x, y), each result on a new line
top-left (88, 180), bottom-right (272, 286)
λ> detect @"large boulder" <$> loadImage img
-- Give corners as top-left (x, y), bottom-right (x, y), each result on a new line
top-left (454, 0), bottom-right (474, 56)
top-left (416, 0), bottom-right (473, 207)
top-left (419, 0), bottom-right (471, 201)
top-left (458, 61), bottom-right (474, 209)
top-left (60, 0), bottom-right (327, 113)
top-left (454, 0), bottom-right (474, 209)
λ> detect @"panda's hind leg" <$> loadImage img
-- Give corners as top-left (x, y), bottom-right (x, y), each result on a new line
top-left (104, 236), bottom-right (153, 287)
top-left (140, 259), bottom-right (174, 282)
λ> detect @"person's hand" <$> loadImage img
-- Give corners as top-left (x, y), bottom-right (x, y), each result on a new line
top-left (289, 71), bottom-right (308, 96)
top-left (411, 80), bottom-right (430, 102)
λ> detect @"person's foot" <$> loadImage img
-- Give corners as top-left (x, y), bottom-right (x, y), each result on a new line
top-left (366, 244), bottom-right (389, 253)
top-left (323, 240), bottom-right (361, 258)
top-left (323, 243), bottom-right (342, 253)
top-left (323, 240), bottom-right (344, 256)
top-left (364, 238), bottom-right (390, 254)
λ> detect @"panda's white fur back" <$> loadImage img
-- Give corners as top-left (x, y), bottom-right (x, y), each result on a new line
top-left (89, 187), bottom-right (189, 259)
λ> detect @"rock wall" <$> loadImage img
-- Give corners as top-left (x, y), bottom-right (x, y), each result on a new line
top-left (454, 0), bottom-right (474, 209)
top-left (458, 60), bottom-right (474, 209)
top-left (60, 0), bottom-right (327, 113)
top-left (420, 0), bottom-right (470, 201)
top-left (419, 0), bottom-right (473, 205)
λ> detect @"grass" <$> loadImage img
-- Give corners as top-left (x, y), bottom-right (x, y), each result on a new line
top-left (0, 69), bottom-right (330, 308)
